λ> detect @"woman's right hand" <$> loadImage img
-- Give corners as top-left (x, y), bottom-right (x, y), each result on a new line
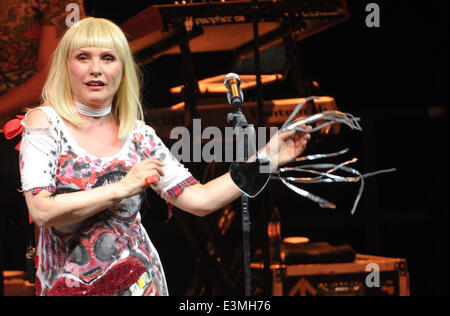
top-left (118, 158), bottom-right (165, 198)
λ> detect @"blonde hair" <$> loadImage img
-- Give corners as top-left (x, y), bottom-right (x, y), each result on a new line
top-left (41, 17), bottom-right (143, 139)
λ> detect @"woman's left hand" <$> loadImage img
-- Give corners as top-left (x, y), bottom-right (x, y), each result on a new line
top-left (265, 125), bottom-right (312, 169)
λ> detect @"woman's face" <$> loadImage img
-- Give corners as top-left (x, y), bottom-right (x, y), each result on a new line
top-left (69, 47), bottom-right (123, 108)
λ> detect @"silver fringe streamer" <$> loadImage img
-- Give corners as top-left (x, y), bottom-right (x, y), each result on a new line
top-left (275, 97), bottom-right (396, 214)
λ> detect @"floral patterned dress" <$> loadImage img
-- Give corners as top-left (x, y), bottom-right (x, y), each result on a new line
top-left (19, 106), bottom-right (198, 296)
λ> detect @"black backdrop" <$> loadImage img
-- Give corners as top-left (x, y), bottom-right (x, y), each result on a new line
top-left (1, 0), bottom-right (447, 296)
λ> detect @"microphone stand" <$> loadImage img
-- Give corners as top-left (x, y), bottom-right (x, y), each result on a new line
top-left (227, 105), bottom-right (255, 297)
top-left (251, 0), bottom-right (272, 296)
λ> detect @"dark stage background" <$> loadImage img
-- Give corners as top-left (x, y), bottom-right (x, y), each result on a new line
top-left (1, 0), bottom-right (448, 296)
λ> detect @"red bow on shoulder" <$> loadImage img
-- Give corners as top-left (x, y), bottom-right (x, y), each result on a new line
top-left (3, 115), bottom-right (25, 151)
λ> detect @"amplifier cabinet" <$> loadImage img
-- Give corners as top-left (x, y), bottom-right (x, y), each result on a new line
top-left (253, 254), bottom-right (409, 296)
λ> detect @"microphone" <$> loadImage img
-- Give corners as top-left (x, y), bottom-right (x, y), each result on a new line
top-left (224, 73), bottom-right (244, 107)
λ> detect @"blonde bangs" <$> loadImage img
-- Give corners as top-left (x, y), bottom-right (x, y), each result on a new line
top-left (68, 19), bottom-right (126, 61)
top-left (42, 17), bottom-right (144, 139)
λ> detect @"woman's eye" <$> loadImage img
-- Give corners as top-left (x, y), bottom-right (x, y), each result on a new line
top-left (76, 54), bottom-right (88, 61)
top-left (103, 55), bottom-right (115, 62)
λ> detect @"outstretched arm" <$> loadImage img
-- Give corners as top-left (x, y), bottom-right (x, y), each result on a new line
top-left (24, 108), bottom-right (309, 226)
top-left (168, 127), bottom-right (312, 217)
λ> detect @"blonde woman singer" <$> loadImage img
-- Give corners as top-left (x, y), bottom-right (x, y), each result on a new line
top-left (19, 17), bottom-right (311, 296)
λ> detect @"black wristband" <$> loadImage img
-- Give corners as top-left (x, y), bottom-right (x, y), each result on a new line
top-left (229, 159), bottom-right (271, 198)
